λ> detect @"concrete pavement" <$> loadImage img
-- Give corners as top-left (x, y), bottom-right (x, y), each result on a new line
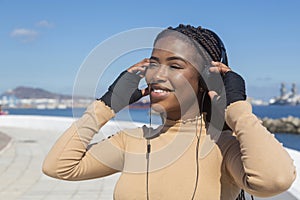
top-left (0, 131), bottom-right (12, 152)
top-left (0, 127), bottom-right (120, 200)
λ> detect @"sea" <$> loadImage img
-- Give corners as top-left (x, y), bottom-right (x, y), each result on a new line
top-left (5, 105), bottom-right (300, 151)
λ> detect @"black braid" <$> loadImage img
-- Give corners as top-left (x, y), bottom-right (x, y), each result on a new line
top-left (167, 24), bottom-right (223, 63)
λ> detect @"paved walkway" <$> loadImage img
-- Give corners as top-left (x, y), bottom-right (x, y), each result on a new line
top-left (0, 127), bottom-right (120, 200)
top-left (0, 131), bottom-right (12, 151)
top-left (0, 126), bottom-right (298, 200)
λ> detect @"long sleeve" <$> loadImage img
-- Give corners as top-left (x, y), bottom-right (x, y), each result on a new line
top-left (42, 100), bottom-right (124, 181)
top-left (224, 101), bottom-right (296, 197)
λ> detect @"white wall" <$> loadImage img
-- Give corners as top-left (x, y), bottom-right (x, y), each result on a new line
top-left (0, 115), bottom-right (145, 136)
top-left (0, 115), bottom-right (75, 132)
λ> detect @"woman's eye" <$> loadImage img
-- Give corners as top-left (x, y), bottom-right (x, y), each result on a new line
top-left (149, 63), bottom-right (158, 68)
top-left (170, 65), bottom-right (182, 70)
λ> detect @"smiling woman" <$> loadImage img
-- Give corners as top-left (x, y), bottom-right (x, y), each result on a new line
top-left (42, 24), bottom-right (296, 200)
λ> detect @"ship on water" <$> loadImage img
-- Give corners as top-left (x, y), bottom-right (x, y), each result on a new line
top-left (0, 104), bottom-right (8, 115)
top-left (269, 83), bottom-right (300, 105)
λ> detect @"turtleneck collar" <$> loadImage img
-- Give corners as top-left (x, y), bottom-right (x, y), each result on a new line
top-left (143, 114), bottom-right (208, 139)
top-left (164, 115), bottom-right (203, 126)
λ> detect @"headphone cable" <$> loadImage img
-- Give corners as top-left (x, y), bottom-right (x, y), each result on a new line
top-left (191, 92), bottom-right (206, 200)
top-left (146, 90), bottom-right (152, 200)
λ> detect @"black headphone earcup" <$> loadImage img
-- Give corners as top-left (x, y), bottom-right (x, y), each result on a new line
top-left (199, 65), bottom-right (212, 92)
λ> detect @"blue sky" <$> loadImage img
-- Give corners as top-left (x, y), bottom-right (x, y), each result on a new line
top-left (1, 0), bottom-right (300, 101)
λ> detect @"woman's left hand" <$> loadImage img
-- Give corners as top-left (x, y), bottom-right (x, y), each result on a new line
top-left (209, 61), bottom-right (231, 74)
top-left (208, 61), bottom-right (246, 107)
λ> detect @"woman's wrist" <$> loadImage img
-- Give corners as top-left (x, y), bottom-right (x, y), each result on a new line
top-left (97, 70), bottom-right (143, 113)
top-left (223, 71), bottom-right (247, 106)
top-left (225, 100), bottom-right (251, 129)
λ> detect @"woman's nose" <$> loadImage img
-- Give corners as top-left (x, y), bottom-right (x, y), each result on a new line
top-left (153, 65), bottom-right (168, 81)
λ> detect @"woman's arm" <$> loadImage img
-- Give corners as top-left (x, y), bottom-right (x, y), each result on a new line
top-left (224, 101), bottom-right (296, 197)
top-left (42, 59), bottom-right (150, 180)
top-left (42, 100), bottom-right (124, 180)
top-left (209, 62), bottom-right (296, 196)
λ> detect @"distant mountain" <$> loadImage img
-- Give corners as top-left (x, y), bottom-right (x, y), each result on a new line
top-left (0, 86), bottom-right (73, 99)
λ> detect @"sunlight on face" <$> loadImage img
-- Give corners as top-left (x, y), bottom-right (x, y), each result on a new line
top-left (146, 35), bottom-right (205, 120)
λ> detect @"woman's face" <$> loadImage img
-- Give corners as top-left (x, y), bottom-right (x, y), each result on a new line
top-left (145, 35), bottom-right (204, 120)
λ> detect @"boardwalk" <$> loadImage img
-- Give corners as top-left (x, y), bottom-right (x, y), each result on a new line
top-left (0, 127), bottom-right (119, 200)
top-left (0, 122), bottom-right (299, 199)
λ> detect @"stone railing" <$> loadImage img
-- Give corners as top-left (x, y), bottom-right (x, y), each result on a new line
top-left (261, 116), bottom-right (300, 134)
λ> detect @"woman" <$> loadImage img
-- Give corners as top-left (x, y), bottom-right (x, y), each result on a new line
top-left (43, 24), bottom-right (296, 199)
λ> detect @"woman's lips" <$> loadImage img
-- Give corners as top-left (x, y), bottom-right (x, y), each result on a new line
top-left (150, 89), bottom-right (172, 100)
top-left (149, 83), bottom-right (174, 101)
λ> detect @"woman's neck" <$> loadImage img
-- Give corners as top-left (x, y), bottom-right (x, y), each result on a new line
top-left (161, 107), bottom-right (201, 123)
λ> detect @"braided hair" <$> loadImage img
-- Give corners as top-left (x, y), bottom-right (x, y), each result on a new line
top-left (155, 24), bottom-right (252, 200)
top-left (169, 24), bottom-right (226, 64)
top-left (155, 24), bottom-right (228, 66)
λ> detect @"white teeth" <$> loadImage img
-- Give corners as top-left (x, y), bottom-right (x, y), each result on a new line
top-left (153, 89), bottom-right (168, 93)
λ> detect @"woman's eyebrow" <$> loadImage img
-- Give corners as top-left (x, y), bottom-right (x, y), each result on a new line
top-left (166, 56), bottom-right (188, 64)
top-left (150, 56), bottom-right (159, 61)
top-left (150, 56), bottom-right (188, 64)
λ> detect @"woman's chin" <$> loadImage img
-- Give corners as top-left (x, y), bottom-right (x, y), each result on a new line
top-left (151, 103), bottom-right (166, 115)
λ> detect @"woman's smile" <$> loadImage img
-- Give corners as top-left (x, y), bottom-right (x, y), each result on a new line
top-left (150, 83), bottom-right (174, 101)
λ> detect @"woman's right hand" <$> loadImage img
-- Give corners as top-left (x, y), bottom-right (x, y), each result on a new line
top-left (98, 58), bottom-right (150, 113)
top-left (127, 58), bottom-right (150, 96)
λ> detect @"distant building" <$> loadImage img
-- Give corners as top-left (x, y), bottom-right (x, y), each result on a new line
top-left (0, 95), bottom-right (19, 108)
top-left (269, 83), bottom-right (300, 105)
top-left (0, 86), bottom-right (93, 109)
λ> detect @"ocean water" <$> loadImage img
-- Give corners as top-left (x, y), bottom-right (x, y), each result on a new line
top-left (252, 105), bottom-right (300, 119)
top-left (4, 105), bottom-right (300, 151)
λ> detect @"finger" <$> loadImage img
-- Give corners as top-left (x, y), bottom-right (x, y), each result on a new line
top-left (130, 66), bottom-right (147, 72)
top-left (209, 66), bottom-right (221, 73)
top-left (128, 66), bottom-right (148, 78)
top-left (209, 66), bottom-right (231, 74)
top-left (128, 64), bottom-right (149, 77)
top-left (210, 61), bottom-right (231, 74)
top-left (127, 58), bottom-right (150, 73)
top-left (134, 58), bottom-right (150, 68)
top-left (208, 91), bottom-right (218, 100)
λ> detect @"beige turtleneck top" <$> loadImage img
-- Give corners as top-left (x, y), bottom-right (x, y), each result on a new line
top-left (43, 100), bottom-right (296, 200)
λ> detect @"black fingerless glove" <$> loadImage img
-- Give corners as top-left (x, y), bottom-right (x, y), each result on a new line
top-left (98, 70), bottom-right (143, 113)
top-left (223, 71), bottom-right (246, 106)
